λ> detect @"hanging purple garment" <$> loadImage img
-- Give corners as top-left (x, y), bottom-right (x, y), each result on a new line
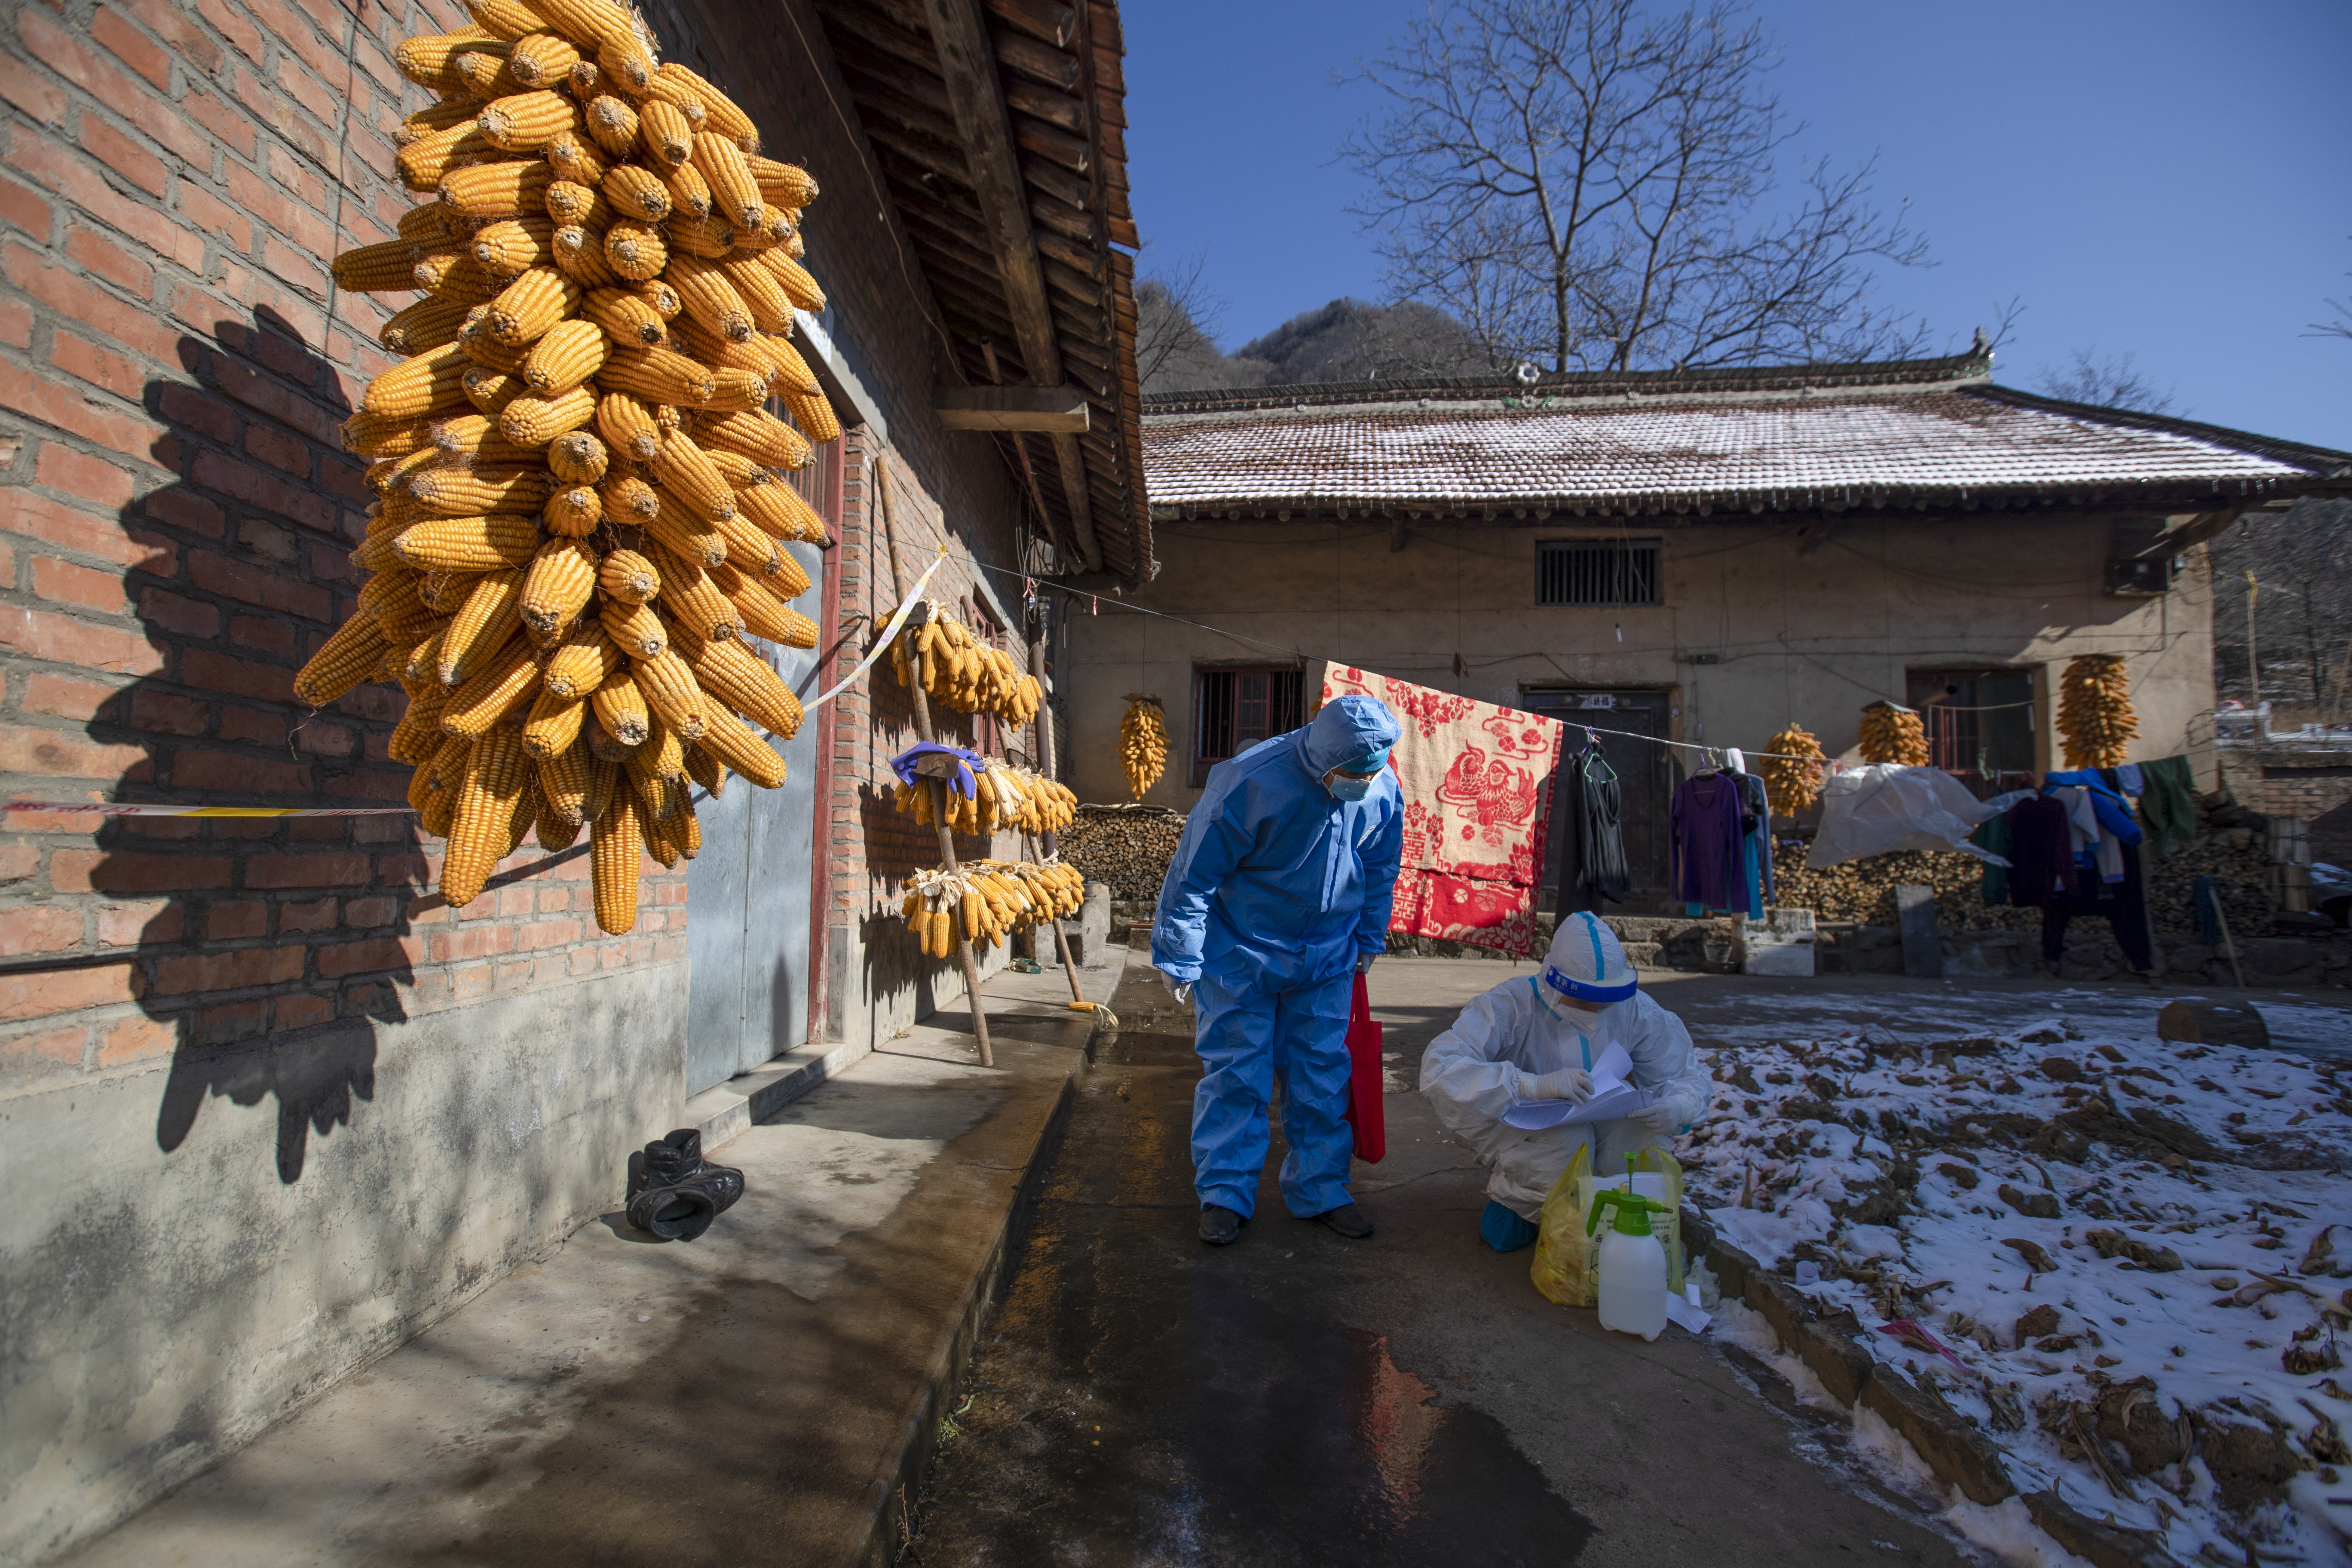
top-left (2004, 795), bottom-right (2080, 908)
top-left (1672, 773), bottom-right (1743, 908)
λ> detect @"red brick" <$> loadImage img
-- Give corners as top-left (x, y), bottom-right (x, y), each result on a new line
top-left (496, 885), bottom-right (534, 918)
top-left (90, 5), bottom-right (173, 87)
top-left (17, 9), bottom-right (142, 116)
top-left (0, 903), bottom-right (84, 955)
top-left (273, 992), bottom-right (335, 1029)
top-left (315, 934), bottom-right (420, 977)
top-left (174, 178), bottom-right (252, 257)
top-left (209, 353), bottom-right (342, 444)
top-left (515, 917), bottom-right (584, 950)
top-left (0, 725), bottom-right (150, 780)
top-left (224, 161), bottom-right (334, 266)
top-left (0, 961), bottom-right (134, 1021)
top-left (181, 82), bottom-right (256, 159)
top-left (150, 942), bottom-right (304, 995)
top-left (188, 546), bottom-right (331, 619)
top-left (0, 54), bottom-right (67, 126)
top-left (3, 1024), bottom-right (88, 1067)
top-left (0, 298), bottom-right (30, 349)
top-left (35, 442), bottom-right (137, 508)
top-left (193, 0), bottom-right (264, 64)
top-left (49, 849), bottom-right (230, 893)
top-left (177, 646), bottom-right (294, 701)
top-left (202, 900), bottom-right (267, 939)
top-left (343, 894), bottom-right (395, 926)
top-left (0, 171), bottom-right (52, 240)
top-left (95, 1014), bottom-right (173, 1066)
top-left (216, 704), bottom-right (285, 746)
top-left (320, 767), bottom-right (407, 803)
top-left (0, 603), bottom-right (163, 676)
top-left (155, 383), bottom-right (237, 445)
top-left (51, 330), bottom-right (146, 401)
top-left (21, 671), bottom-right (121, 720)
top-left (374, 853), bottom-right (430, 886)
top-left (243, 851), bottom-right (366, 888)
top-left (141, 485), bottom-right (224, 540)
top-left (64, 225), bottom-right (155, 297)
top-left (129, 687), bottom-right (208, 735)
top-left (1, 491), bottom-right (177, 572)
top-left (188, 449), bottom-right (334, 532)
top-left (5, 141), bottom-right (206, 278)
top-left (77, 117), bottom-right (169, 200)
top-left (279, 896), bottom-right (336, 932)
top-left (187, 998), bottom-right (269, 1044)
top-left (138, 588), bottom-right (220, 638)
top-left (428, 923), bottom-right (518, 963)
top-left (32, 554), bottom-right (131, 613)
top-left (97, 898), bottom-right (179, 944)
top-left (172, 748), bottom-right (311, 793)
top-left (0, 362), bottom-right (168, 467)
top-left (242, 420), bottom-right (310, 476)
top-left (0, 847), bottom-right (37, 887)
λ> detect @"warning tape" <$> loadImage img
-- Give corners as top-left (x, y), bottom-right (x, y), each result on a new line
top-left (3, 802), bottom-right (418, 817)
top-left (804, 545), bottom-right (946, 712)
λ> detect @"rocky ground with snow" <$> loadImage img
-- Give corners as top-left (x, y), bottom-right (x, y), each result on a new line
top-left (1678, 1014), bottom-right (2352, 1565)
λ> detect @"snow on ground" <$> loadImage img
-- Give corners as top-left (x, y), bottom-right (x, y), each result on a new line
top-left (1675, 1014), bottom-right (2352, 1565)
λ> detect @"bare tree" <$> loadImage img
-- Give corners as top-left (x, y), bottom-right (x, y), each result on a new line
top-left (1134, 252), bottom-right (1230, 392)
top-left (2211, 500), bottom-right (2352, 715)
top-left (2035, 347), bottom-right (2178, 414)
top-left (1339, 0), bottom-right (1931, 373)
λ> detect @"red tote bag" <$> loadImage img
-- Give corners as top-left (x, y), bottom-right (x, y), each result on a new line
top-left (1342, 973), bottom-right (1387, 1163)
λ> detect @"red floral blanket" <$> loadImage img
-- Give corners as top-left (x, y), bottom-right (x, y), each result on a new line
top-left (1320, 667), bottom-right (1564, 957)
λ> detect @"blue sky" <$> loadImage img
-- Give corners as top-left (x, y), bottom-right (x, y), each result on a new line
top-left (1120, 0), bottom-right (2351, 449)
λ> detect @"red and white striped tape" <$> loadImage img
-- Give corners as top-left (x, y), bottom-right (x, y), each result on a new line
top-left (4, 802), bottom-right (416, 818)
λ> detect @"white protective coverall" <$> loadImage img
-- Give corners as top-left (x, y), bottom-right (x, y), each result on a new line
top-left (1419, 975), bottom-right (1712, 1219)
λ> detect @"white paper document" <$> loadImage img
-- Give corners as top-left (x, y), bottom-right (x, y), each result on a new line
top-left (1501, 1042), bottom-right (1655, 1129)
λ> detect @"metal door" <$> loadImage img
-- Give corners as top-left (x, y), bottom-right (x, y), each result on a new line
top-left (684, 536), bottom-right (824, 1094)
top-left (1526, 689), bottom-right (1676, 905)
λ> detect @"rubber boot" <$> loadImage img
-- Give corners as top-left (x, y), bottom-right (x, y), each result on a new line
top-left (625, 1128), bottom-right (744, 1241)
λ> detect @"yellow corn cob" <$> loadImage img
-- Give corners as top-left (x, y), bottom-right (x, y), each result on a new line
top-left (438, 569), bottom-right (526, 687)
top-left (498, 385), bottom-right (598, 447)
top-left (698, 706), bottom-right (786, 787)
top-left (584, 94), bottom-right (641, 157)
top-left (671, 318), bottom-right (776, 389)
top-left (521, 538), bottom-right (598, 640)
top-left (599, 548), bottom-right (660, 603)
top-left (551, 224), bottom-right (619, 289)
top-left (463, 366), bottom-right (524, 418)
top-left (292, 613), bottom-right (388, 705)
top-left (780, 387), bottom-right (842, 446)
top-left (545, 621), bottom-right (625, 699)
top-left (710, 562), bottom-right (801, 642)
top-left (481, 266), bottom-right (579, 346)
top-left (648, 545), bottom-right (741, 643)
top-left (398, 98), bottom-right (479, 147)
top-left (711, 509), bottom-right (781, 577)
top-left (660, 160), bottom-right (712, 223)
top-left (637, 98), bottom-right (694, 167)
top-left (658, 64), bottom-right (756, 147)
top-left (590, 788), bottom-right (641, 934)
top-left (542, 482), bottom-right (602, 536)
top-left (698, 406), bottom-right (811, 470)
top-left (700, 369), bottom-right (769, 414)
top-left (379, 296), bottom-right (470, 356)
top-left (440, 159), bottom-right (554, 221)
top-left (718, 543), bottom-right (808, 604)
top-left (726, 204), bottom-right (790, 252)
top-left (443, 725), bottom-right (529, 907)
top-left (396, 30), bottom-right (501, 94)
top-left (661, 213), bottom-right (734, 259)
top-left (394, 514), bottom-right (542, 571)
top-left (710, 258), bottom-right (789, 335)
top-left (545, 130), bottom-right (607, 189)
top-left (646, 492), bottom-right (728, 568)
top-left (602, 219), bottom-right (667, 281)
top-left (472, 216), bottom-right (555, 277)
top-left (632, 779), bottom-right (680, 866)
top-left (688, 131), bottom-right (762, 228)
top-left (467, 0), bottom-right (547, 39)
top-left (428, 411), bottom-right (532, 467)
top-left (370, 446), bottom-right (438, 496)
top-left (409, 465), bottom-right (551, 517)
top-left (389, 683), bottom-right (455, 762)
top-left (632, 648), bottom-right (710, 739)
top-left (412, 245), bottom-right (476, 295)
top-left (344, 408), bottom-right (433, 460)
top-left (689, 635), bottom-right (800, 735)
top-left (397, 624), bottom-right (450, 684)
top-left (450, 46), bottom-right (521, 99)
top-left (571, 57), bottom-right (601, 94)
top-left (359, 568), bottom-right (429, 628)
top-left (458, 310), bottom-right (533, 371)
top-left (548, 429), bottom-right (609, 485)
top-left (594, 391), bottom-right (665, 461)
top-left (545, 178), bottom-right (611, 229)
top-left (601, 471), bottom-right (660, 526)
top-left (759, 334), bottom-right (822, 397)
top-left (478, 90), bottom-right (577, 152)
top-left (748, 156), bottom-right (818, 208)
top-left (591, 670), bottom-right (651, 747)
top-left (442, 636), bottom-right (541, 736)
top-left (334, 239), bottom-right (422, 293)
top-left (633, 278), bottom-right (683, 321)
top-left (598, 346), bottom-right (716, 405)
top-left (521, 682), bottom-right (587, 758)
top-left (535, 794), bottom-right (582, 851)
top-left (397, 124), bottom-right (490, 191)
top-left (582, 286), bottom-right (666, 348)
top-left (753, 248), bottom-right (826, 313)
top-left (683, 743), bottom-right (726, 798)
top-left (504, 31), bottom-right (580, 87)
top-left (521, 318), bottom-right (607, 395)
top-left (364, 341), bottom-right (470, 419)
top-left (539, 734), bottom-right (591, 822)
top-left (638, 429), bottom-right (729, 521)
top-left (596, 34), bottom-right (654, 95)
top-left (531, 0), bottom-right (637, 49)
top-left (674, 798), bottom-right (701, 859)
top-left (426, 255), bottom-right (504, 311)
top-left (600, 598), bottom-right (667, 658)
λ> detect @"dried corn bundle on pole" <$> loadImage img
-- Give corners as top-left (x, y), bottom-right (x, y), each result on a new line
top-left (888, 760), bottom-right (1077, 839)
top-left (1120, 694), bottom-right (1168, 800)
top-left (2057, 653), bottom-right (2137, 769)
top-left (898, 859), bottom-right (1086, 952)
top-left (876, 596), bottom-right (1040, 728)
top-left (1857, 701), bottom-right (1928, 767)
top-left (303, 2), bottom-right (841, 937)
top-left (1761, 725), bottom-right (1826, 817)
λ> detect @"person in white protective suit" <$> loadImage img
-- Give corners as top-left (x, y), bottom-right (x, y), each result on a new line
top-left (1419, 911), bottom-right (1712, 1252)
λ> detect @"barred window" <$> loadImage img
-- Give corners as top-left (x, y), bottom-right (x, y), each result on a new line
top-left (1537, 539), bottom-right (1661, 607)
top-left (1192, 667), bottom-right (1305, 786)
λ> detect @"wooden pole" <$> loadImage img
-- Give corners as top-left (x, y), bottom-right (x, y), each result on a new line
top-left (1023, 604), bottom-right (1090, 1005)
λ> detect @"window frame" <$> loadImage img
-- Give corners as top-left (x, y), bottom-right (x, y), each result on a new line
top-left (1190, 663), bottom-right (1306, 787)
top-left (1534, 537), bottom-right (1664, 609)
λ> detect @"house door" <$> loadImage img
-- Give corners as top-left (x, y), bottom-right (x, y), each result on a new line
top-left (1526, 689), bottom-right (1675, 907)
top-left (683, 536), bottom-right (825, 1096)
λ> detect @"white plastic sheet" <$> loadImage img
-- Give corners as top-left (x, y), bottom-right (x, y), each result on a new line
top-left (1804, 764), bottom-right (2010, 869)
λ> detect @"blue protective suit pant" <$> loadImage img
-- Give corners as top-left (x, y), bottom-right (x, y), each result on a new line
top-left (1191, 971), bottom-right (1355, 1219)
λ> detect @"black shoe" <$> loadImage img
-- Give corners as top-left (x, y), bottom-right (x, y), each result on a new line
top-left (1199, 1204), bottom-right (1243, 1245)
top-left (626, 1128), bottom-right (744, 1241)
top-left (1313, 1203), bottom-right (1374, 1240)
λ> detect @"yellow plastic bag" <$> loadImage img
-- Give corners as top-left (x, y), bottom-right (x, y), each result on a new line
top-left (1529, 1142), bottom-right (1687, 1307)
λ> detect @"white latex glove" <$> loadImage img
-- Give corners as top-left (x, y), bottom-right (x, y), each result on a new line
top-left (1158, 969), bottom-right (1193, 1005)
top-left (1633, 1101), bottom-right (1679, 1134)
top-left (1355, 952), bottom-right (1378, 974)
top-left (1525, 1067), bottom-right (1592, 1102)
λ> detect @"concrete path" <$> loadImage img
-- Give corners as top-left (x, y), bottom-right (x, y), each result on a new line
top-left (915, 957), bottom-right (1986, 1566)
top-left (57, 954), bottom-right (1128, 1568)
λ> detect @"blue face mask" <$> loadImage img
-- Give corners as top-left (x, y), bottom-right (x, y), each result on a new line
top-left (1328, 773), bottom-right (1374, 802)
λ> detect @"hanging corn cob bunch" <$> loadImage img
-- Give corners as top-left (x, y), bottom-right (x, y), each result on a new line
top-left (900, 859), bottom-right (1086, 956)
top-left (1761, 725), bottom-right (1826, 816)
top-left (892, 761), bottom-right (1075, 837)
top-left (1857, 701), bottom-right (1928, 766)
top-left (1120, 693), bottom-right (1167, 799)
top-left (298, 0), bottom-right (842, 937)
top-left (880, 597), bottom-right (1040, 727)
top-left (2057, 653), bottom-right (2137, 768)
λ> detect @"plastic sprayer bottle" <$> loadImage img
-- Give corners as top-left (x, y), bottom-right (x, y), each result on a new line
top-left (1584, 1185), bottom-right (1669, 1342)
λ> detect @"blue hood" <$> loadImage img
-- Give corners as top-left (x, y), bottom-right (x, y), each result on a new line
top-left (1301, 694), bottom-right (1401, 775)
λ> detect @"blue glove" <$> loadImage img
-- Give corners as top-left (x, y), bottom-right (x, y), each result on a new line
top-left (1355, 952), bottom-right (1378, 974)
top-left (887, 742), bottom-right (982, 799)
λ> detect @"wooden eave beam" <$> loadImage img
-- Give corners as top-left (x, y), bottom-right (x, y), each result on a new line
top-left (935, 385), bottom-right (1091, 432)
top-left (920, 0), bottom-right (1102, 573)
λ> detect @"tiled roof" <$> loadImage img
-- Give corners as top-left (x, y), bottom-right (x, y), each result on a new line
top-left (1140, 357), bottom-right (2351, 518)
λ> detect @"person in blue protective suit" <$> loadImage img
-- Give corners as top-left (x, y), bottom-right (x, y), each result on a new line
top-left (1419, 912), bottom-right (1711, 1252)
top-left (1153, 693), bottom-right (1406, 1246)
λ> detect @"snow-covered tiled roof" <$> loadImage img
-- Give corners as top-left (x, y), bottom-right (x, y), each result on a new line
top-left (1139, 359), bottom-right (2350, 518)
